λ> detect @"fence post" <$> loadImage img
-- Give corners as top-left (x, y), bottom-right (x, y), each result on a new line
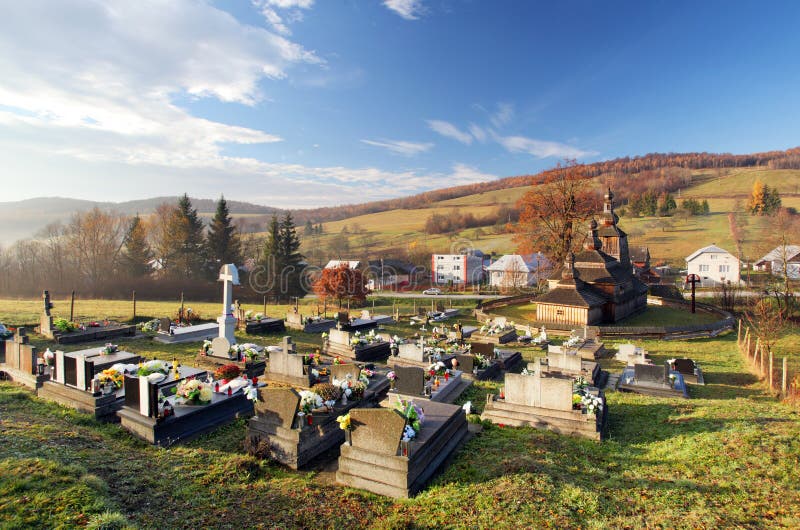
top-left (782, 357), bottom-right (788, 396)
top-left (769, 351), bottom-right (774, 391)
top-left (754, 344), bottom-right (760, 372)
top-left (70, 290), bottom-right (75, 322)
top-left (760, 346), bottom-right (765, 378)
top-left (132, 290), bottom-right (136, 321)
top-left (737, 319), bottom-right (741, 345)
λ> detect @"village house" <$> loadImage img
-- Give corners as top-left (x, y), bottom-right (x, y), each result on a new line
top-left (486, 253), bottom-right (550, 289)
top-left (535, 188), bottom-right (649, 325)
top-left (431, 252), bottom-right (484, 286)
top-left (685, 244), bottom-right (740, 285)
top-left (753, 245), bottom-right (800, 279)
top-left (324, 260), bottom-right (361, 270)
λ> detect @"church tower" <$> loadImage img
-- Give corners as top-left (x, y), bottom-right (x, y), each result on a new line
top-left (597, 187), bottom-right (630, 266)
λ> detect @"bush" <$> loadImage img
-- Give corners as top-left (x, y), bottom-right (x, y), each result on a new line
top-left (53, 317), bottom-right (76, 333)
top-left (214, 364), bottom-right (241, 381)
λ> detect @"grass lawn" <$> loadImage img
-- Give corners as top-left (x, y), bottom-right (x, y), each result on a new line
top-left (2, 296), bottom-right (800, 528)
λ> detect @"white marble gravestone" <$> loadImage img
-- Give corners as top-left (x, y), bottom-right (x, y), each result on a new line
top-left (217, 264), bottom-right (240, 345)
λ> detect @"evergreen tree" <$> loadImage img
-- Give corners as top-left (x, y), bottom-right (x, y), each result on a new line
top-left (173, 194), bottom-right (205, 278)
top-left (279, 213), bottom-right (305, 298)
top-left (701, 199), bottom-right (710, 215)
top-left (259, 215), bottom-right (282, 297)
top-left (206, 195), bottom-right (242, 275)
top-left (764, 185), bottom-right (782, 214)
top-left (120, 214), bottom-right (152, 278)
top-left (304, 219), bottom-right (314, 236)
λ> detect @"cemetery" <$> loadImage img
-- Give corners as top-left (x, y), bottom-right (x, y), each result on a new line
top-left (322, 327), bottom-right (391, 362)
top-left (246, 361), bottom-right (389, 469)
top-left (37, 344), bottom-right (141, 418)
top-left (0, 327), bottom-right (49, 389)
top-left (471, 316), bottom-right (518, 344)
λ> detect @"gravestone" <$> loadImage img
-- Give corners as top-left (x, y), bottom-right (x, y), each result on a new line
top-left (471, 342), bottom-right (495, 356)
top-left (393, 365), bottom-right (425, 396)
top-left (264, 336), bottom-right (309, 387)
top-left (330, 363), bottom-right (361, 382)
top-left (503, 371), bottom-right (573, 411)
top-left (360, 310), bottom-right (371, 320)
top-left (634, 363), bottom-right (668, 384)
top-left (548, 344), bottom-right (563, 354)
top-left (40, 290), bottom-right (54, 338)
top-left (398, 338), bottom-right (425, 363)
top-left (337, 311), bottom-right (350, 326)
top-left (455, 354), bottom-right (474, 374)
top-left (349, 408), bottom-right (406, 455)
top-left (547, 352), bottom-right (583, 373)
top-left (673, 358), bottom-right (695, 375)
top-left (255, 387), bottom-right (300, 429)
top-left (159, 317), bottom-right (173, 334)
top-left (211, 337), bottom-right (233, 359)
top-left (0, 327), bottom-right (46, 389)
top-left (217, 264), bottom-right (240, 344)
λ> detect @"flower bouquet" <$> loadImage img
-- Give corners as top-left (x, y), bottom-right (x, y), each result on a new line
top-left (311, 383), bottom-right (342, 403)
top-left (97, 368), bottom-right (123, 389)
top-left (396, 398), bottom-right (425, 454)
top-left (214, 364), bottom-right (241, 383)
top-left (139, 319), bottom-right (160, 333)
top-left (53, 318), bottom-right (76, 333)
top-left (201, 339), bottom-right (212, 354)
top-left (137, 359), bottom-right (169, 377)
top-left (99, 343), bottom-right (118, 355)
top-left (42, 348), bottom-right (55, 367)
top-left (175, 378), bottom-right (213, 405)
top-left (427, 361), bottom-right (447, 379)
top-left (387, 370), bottom-right (397, 390)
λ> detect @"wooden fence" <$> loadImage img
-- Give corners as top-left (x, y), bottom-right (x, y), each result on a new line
top-left (736, 319), bottom-right (800, 401)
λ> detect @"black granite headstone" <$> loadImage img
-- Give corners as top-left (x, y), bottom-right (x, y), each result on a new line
top-left (455, 354), bottom-right (474, 374)
top-left (159, 318), bottom-right (172, 333)
top-left (634, 363), bottom-right (668, 384)
top-left (470, 342), bottom-right (494, 356)
top-left (673, 358), bottom-right (695, 375)
top-left (393, 365), bottom-right (425, 396)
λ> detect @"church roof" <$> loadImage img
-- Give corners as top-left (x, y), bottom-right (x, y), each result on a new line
top-left (536, 284), bottom-right (607, 308)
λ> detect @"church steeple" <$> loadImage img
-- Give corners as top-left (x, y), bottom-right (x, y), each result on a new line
top-left (601, 187), bottom-right (619, 227)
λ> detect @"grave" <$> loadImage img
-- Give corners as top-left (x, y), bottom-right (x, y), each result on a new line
top-left (38, 290), bottom-right (137, 345)
top-left (481, 369), bottom-right (607, 440)
top-left (117, 364), bottom-right (254, 445)
top-left (472, 317), bottom-right (518, 344)
top-left (391, 337), bottom-right (459, 370)
top-left (335, 311), bottom-right (379, 332)
top-left (453, 352), bottom-right (501, 381)
top-left (335, 400), bottom-right (469, 498)
top-left (538, 351), bottom-right (603, 386)
top-left (671, 358), bottom-right (704, 385)
top-left (429, 308), bottom-right (460, 322)
top-left (361, 309), bottom-right (395, 325)
top-left (246, 370), bottom-right (389, 469)
top-left (615, 343), bottom-right (652, 365)
top-left (389, 365), bottom-right (469, 404)
top-left (285, 311), bottom-right (335, 333)
top-left (38, 346), bottom-right (141, 418)
top-left (263, 336), bottom-right (315, 388)
top-left (469, 342), bottom-right (522, 372)
top-left (322, 328), bottom-right (390, 362)
top-left (196, 335), bottom-right (266, 378)
top-left (618, 362), bottom-right (689, 398)
top-left (244, 316), bottom-right (285, 334)
top-left (154, 321), bottom-right (218, 344)
top-left (0, 328), bottom-right (48, 389)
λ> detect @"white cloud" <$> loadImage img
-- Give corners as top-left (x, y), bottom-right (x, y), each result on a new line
top-left (361, 138), bottom-right (434, 156)
top-left (427, 120), bottom-right (473, 145)
top-left (468, 123), bottom-right (487, 143)
top-left (254, 0), bottom-right (314, 36)
top-left (383, 0), bottom-right (425, 20)
top-left (494, 134), bottom-right (596, 159)
top-left (490, 102), bottom-right (514, 128)
top-left (447, 163), bottom-right (497, 185)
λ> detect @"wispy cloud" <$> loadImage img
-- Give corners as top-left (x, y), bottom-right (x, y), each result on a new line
top-left (494, 133), bottom-right (597, 159)
top-left (361, 138), bottom-right (434, 156)
top-left (254, 0), bottom-right (314, 36)
top-left (427, 120), bottom-right (473, 145)
top-left (490, 102), bottom-right (514, 128)
top-left (447, 163), bottom-right (497, 185)
top-left (468, 123), bottom-right (487, 143)
top-left (383, 0), bottom-right (425, 20)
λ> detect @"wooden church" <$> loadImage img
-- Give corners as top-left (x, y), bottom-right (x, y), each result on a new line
top-left (536, 188), bottom-right (648, 326)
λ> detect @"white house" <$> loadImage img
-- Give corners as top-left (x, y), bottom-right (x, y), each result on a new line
top-left (486, 253), bottom-right (550, 288)
top-left (685, 244), bottom-right (740, 285)
top-left (753, 245), bottom-right (800, 276)
top-left (431, 253), bottom-right (483, 285)
top-left (324, 260), bottom-right (361, 270)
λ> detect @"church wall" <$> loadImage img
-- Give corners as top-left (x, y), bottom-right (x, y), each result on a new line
top-left (536, 303), bottom-right (589, 325)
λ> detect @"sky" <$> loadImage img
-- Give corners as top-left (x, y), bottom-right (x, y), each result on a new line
top-left (0, 0), bottom-right (799, 208)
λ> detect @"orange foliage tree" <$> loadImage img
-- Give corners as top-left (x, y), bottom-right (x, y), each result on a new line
top-left (312, 264), bottom-right (369, 308)
top-left (513, 160), bottom-right (596, 266)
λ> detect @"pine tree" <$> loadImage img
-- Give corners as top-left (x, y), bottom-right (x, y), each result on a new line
top-left (279, 213), bottom-right (305, 298)
top-left (764, 185), bottom-right (782, 214)
top-left (120, 214), bottom-right (152, 278)
top-left (304, 219), bottom-right (314, 236)
top-left (259, 215), bottom-right (281, 297)
top-left (206, 195), bottom-right (242, 275)
top-left (173, 194), bottom-right (205, 278)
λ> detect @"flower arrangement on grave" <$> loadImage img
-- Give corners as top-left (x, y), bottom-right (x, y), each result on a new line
top-left (299, 390), bottom-right (324, 414)
top-left (360, 368), bottom-right (374, 378)
top-left (571, 377), bottom-right (602, 415)
top-left (254, 312), bottom-right (264, 321)
top-left (244, 310), bottom-right (254, 320)
top-left (214, 364), bottom-right (241, 383)
top-left (521, 367), bottom-right (536, 376)
top-left (312, 383), bottom-right (342, 403)
top-left (396, 398), bottom-right (424, 442)
top-left (668, 373), bottom-right (677, 387)
top-left (138, 360), bottom-right (169, 377)
top-left (201, 340), bottom-right (212, 354)
top-left (336, 413), bottom-right (351, 431)
top-left (99, 343), bottom-right (118, 355)
top-left (53, 318), bottom-right (76, 333)
top-left (97, 368), bottom-right (124, 389)
top-left (563, 335), bottom-right (583, 348)
top-left (333, 356), bottom-right (343, 365)
top-left (42, 348), bottom-right (55, 366)
top-left (350, 381), bottom-right (367, 400)
top-left (387, 370), bottom-right (397, 389)
top-left (479, 320), bottom-right (515, 335)
top-left (175, 378), bottom-right (213, 404)
top-left (245, 385), bottom-right (258, 402)
top-left (139, 319), bottom-right (160, 333)
top-left (474, 354), bottom-right (491, 370)
top-left (304, 352), bottom-right (321, 365)
top-left (321, 332), bottom-right (329, 342)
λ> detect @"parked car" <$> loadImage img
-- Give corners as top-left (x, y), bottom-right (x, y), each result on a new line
top-left (422, 288), bottom-right (442, 295)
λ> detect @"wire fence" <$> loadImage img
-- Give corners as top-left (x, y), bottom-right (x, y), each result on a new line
top-left (736, 320), bottom-right (800, 400)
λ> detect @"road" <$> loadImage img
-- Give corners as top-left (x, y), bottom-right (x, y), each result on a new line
top-left (303, 292), bottom-right (506, 300)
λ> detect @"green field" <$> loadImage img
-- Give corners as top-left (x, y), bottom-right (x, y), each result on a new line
top-left (1, 307), bottom-right (799, 528)
top-left (292, 167), bottom-right (800, 268)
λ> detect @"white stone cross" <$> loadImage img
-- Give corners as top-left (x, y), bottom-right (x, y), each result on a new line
top-left (217, 264), bottom-right (240, 344)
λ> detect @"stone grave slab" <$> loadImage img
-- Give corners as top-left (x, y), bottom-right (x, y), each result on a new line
top-left (349, 408), bottom-right (406, 455)
top-left (392, 366), bottom-right (425, 396)
top-left (254, 387), bottom-right (300, 429)
top-left (154, 322), bottom-right (218, 344)
top-left (618, 362), bottom-right (689, 398)
top-left (210, 337), bottom-right (233, 359)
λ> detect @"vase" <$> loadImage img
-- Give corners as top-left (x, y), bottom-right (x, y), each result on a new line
top-left (344, 429), bottom-right (352, 445)
top-left (390, 380), bottom-right (396, 391)
top-left (307, 413), bottom-right (313, 426)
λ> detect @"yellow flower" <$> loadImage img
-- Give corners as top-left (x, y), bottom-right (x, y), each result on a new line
top-left (336, 413), bottom-right (351, 430)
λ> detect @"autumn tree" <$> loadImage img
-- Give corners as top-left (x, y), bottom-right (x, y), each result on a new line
top-left (206, 195), bottom-right (242, 274)
top-left (149, 203), bottom-right (179, 277)
top-left (762, 208), bottom-right (800, 314)
top-left (749, 180), bottom-right (782, 215)
top-left (65, 207), bottom-right (126, 288)
top-left (513, 160), bottom-right (594, 266)
top-left (312, 263), bottom-right (369, 308)
top-left (120, 214), bottom-right (153, 278)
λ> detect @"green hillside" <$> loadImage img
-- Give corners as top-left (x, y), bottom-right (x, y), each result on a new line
top-left (292, 167), bottom-right (800, 267)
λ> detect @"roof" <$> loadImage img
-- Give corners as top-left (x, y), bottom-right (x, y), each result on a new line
top-left (629, 246), bottom-right (650, 263)
top-left (685, 245), bottom-right (735, 263)
top-left (486, 253), bottom-right (550, 272)
top-left (367, 259), bottom-right (417, 274)
top-left (536, 284), bottom-right (608, 308)
top-left (325, 260), bottom-right (360, 269)
top-left (756, 245), bottom-right (800, 265)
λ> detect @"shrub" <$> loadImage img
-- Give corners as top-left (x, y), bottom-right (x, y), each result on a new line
top-left (214, 364), bottom-right (241, 381)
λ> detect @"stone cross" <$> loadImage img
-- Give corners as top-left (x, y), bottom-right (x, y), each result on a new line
top-left (42, 290), bottom-right (54, 316)
top-left (217, 264), bottom-right (240, 344)
top-left (40, 290), bottom-right (54, 338)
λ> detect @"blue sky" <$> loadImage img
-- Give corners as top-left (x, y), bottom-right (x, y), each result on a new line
top-left (0, 0), bottom-right (798, 208)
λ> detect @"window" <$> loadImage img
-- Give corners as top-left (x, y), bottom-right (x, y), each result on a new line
top-left (719, 265), bottom-right (730, 273)
top-left (556, 310), bottom-right (564, 315)
top-left (453, 265), bottom-right (460, 271)
top-left (710, 254), bottom-right (716, 260)
top-left (699, 264), bottom-right (709, 272)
